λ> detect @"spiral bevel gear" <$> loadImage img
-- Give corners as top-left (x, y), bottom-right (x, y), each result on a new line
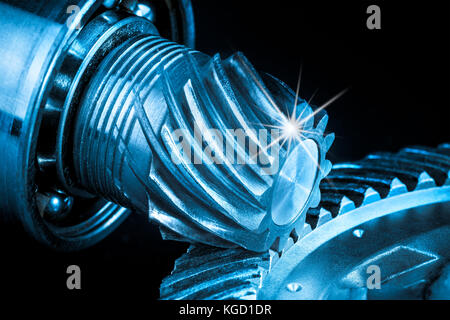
top-left (160, 144), bottom-right (450, 299)
top-left (73, 34), bottom-right (333, 252)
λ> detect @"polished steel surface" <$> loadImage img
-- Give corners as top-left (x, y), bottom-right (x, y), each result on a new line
top-left (0, 0), bottom-right (331, 252)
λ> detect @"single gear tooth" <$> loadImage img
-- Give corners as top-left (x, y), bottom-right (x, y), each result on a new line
top-left (362, 187), bottom-right (381, 205)
top-left (282, 237), bottom-right (295, 253)
top-left (269, 250), bottom-right (280, 269)
top-left (150, 197), bottom-right (257, 249)
top-left (317, 208), bottom-right (333, 226)
top-left (301, 222), bottom-right (313, 237)
top-left (324, 133), bottom-right (335, 152)
top-left (387, 177), bottom-right (408, 197)
top-left (160, 226), bottom-right (197, 243)
top-left (291, 217), bottom-right (311, 240)
top-left (321, 160), bottom-right (333, 177)
top-left (315, 112), bottom-right (329, 133)
top-left (291, 220), bottom-right (313, 240)
top-left (416, 171), bottom-right (436, 189)
top-left (154, 210), bottom-right (236, 248)
top-left (310, 189), bottom-right (322, 208)
top-left (337, 196), bottom-right (356, 215)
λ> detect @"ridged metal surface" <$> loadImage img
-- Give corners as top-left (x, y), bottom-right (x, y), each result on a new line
top-left (160, 144), bottom-right (450, 299)
top-left (161, 245), bottom-right (270, 300)
top-left (74, 34), bottom-right (332, 252)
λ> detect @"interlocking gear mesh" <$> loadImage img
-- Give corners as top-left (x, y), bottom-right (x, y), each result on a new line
top-left (160, 144), bottom-right (450, 300)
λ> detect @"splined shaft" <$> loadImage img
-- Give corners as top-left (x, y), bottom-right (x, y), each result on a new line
top-left (73, 34), bottom-right (332, 252)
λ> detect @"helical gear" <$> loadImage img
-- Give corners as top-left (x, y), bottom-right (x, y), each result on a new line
top-left (160, 144), bottom-right (450, 299)
top-left (74, 35), bottom-right (333, 252)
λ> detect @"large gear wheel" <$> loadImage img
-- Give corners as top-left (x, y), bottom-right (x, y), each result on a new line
top-left (160, 144), bottom-right (450, 299)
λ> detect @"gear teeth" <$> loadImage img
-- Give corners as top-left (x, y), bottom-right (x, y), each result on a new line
top-left (310, 189), bottom-right (322, 208)
top-left (321, 159), bottom-right (333, 177)
top-left (282, 237), bottom-right (295, 253)
top-left (301, 222), bottom-right (313, 236)
top-left (324, 133), bottom-right (335, 152)
top-left (387, 178), bottom-right (408, 197)
top-left (306, 207), bottom-right (333, 228)
top-left (160, 245), bottom-right (269, 300)
top-left (155, 210), bottom-right (237, 248)
top-left (269, 249), bottom-right (280, 268)
top-left (161, 145), bottom-right (450, 300)
top-left (294, 219), bottom-right (311, 239)
top-left (346, 163), bottom-right (431, 192)
top-left (365, 152), bottom-right (449, 186)
top-left (317, 208), bottom-right (333, 226)
top-left (163, 144), bottom-right (450, 299)
top-left (400, 146), bottom-right (450, 163)
top-left (362, 187), bottom-right (381, 205)
top-left (416, 171), bottom-right (436, 190)
top-left (337, 196), bottom-right (356, 216)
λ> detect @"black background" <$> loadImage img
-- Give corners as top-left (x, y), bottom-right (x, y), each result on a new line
top-left (1, 0), bottom-right (449, 301)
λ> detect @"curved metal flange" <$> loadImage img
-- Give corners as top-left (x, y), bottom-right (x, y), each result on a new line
top-left (260, 186), bottom-right (450, 299)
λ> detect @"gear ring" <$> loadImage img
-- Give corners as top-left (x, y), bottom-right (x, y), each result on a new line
top-left (160, 144), bottom-right (450, 299)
